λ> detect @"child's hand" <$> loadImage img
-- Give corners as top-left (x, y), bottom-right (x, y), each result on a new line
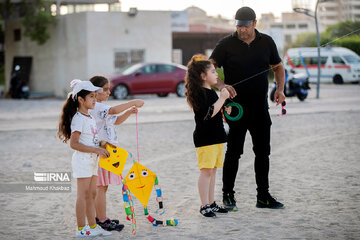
top-left (128, 106), bottom-right (138, 115)
top-left (95, 147), bottom-right (110, 158)
top-left (99, 140), bottom-right (107, 148)
top-left (220, 88), bottom-right (230, 100)
top-left (225, 106), bottom-right (232, 115)
top-left (134, 99), bottom-right (144, 108)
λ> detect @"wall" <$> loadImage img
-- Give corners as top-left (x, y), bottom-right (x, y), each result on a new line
top-left (86, 11), bottom-right (172, 77)
top-left (5, 14), bottom-right (88, 97)
top-left (5, 11), bottom-right (171, 97)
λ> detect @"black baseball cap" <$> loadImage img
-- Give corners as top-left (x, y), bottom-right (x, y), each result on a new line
top-left (235, 7), bottom-right (256, 27)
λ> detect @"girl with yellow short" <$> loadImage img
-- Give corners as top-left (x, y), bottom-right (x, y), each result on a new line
top-left (185, 54), bottom-right (231, 217)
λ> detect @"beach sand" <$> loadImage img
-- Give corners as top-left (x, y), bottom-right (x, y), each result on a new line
top-left (0, 84), bottom-right (359, 239)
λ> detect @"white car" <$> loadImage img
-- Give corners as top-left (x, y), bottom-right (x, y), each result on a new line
top-left (284, 47), bottom-right (360, 84)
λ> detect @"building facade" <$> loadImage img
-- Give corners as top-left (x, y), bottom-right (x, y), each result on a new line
top-left (172, 7), bottom-right (233, 65)
top-left (318, 0), bottom-right (360, 27)
top-left (5, 11), bottom-right (171, 97)
top-left (258, 12), bottom-right (319, 55)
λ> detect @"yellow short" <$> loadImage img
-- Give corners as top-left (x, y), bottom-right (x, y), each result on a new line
top-left (196, 143), bottom-right (224, 169)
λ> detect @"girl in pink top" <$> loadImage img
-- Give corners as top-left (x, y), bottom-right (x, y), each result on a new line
top-left (89, 75), bottom-right (144, 231)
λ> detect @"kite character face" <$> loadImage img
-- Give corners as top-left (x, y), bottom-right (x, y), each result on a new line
top-left (125, 162), bottom-right (157, 208)
top-left (99, 144), bottom-right (128, 176)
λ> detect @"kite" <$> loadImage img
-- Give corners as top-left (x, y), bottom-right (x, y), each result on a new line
top-left (99, 143), bottom-right (137, 234)
top-left (99, 111), bottom-right (179, 233)
top-left (125, 160), bottom-right (178, 227)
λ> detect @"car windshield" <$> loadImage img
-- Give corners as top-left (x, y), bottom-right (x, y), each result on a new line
top-left (343, 55), bottom-right (360, 64)
top-left (116, 63), bottom-right (142, 75)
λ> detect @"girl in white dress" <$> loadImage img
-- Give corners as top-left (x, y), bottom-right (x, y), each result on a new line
top-left (58, 79), bottom-right (112, 237)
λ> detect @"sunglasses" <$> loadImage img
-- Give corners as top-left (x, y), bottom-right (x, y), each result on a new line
top-left (279, 101), bottom-right (287, 116)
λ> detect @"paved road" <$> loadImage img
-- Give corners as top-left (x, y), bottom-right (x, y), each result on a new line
top-left (0, 84), bottom-right (359, 131)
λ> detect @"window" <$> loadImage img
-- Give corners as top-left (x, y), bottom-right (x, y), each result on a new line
top-left (270, 24), bottom-right (283, 28)
top-left (114, 52), bottom-right (129, 69)
top-left (291, 57), bottom-right (302, 67)
top-left (303, 57), bottom-right (328, 65)
top-left (286, 24), bottom-right (296, 29)
top-left (141, 65), bottom-right (157, 74)
top-left (14, 29), bottom-right (21, 41)
top-left (157, 64), bottom-right (175, 73)
top-left (315, 57), bottom-right (328, 65)
top-left (298, 24), bottom-right (308, 29)
top-left (114, 49), bottom-right (144, 70)
top-left (343, 55), bottom-right (360, 64)
top-left (332, 56), bottom-right (345, 64)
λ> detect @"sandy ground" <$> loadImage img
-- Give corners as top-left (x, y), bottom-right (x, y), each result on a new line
top-left (0, 83), bottom-right (360, 239)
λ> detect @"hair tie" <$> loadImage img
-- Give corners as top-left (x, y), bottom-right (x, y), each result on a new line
top-left (194, 57), bottom-right (204, 62)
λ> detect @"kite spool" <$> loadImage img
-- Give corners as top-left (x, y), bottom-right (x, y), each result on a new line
top-left (224, 102), bottom-right (243, 121)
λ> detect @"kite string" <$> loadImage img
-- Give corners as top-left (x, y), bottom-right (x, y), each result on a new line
top-left (135, 111), bottom-right (140, 163)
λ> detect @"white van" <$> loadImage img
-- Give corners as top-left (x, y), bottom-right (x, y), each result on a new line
top-left (283, 47), bottom-right (360, 84)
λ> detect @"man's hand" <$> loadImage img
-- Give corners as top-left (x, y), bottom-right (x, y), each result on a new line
top-left (223, 85), bottom-right (237, 98)
top-left (274, 90), bottom-right (285, 106)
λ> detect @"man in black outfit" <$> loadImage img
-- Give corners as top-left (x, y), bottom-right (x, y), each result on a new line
top-left (210, 6), bottom-right (286, 210)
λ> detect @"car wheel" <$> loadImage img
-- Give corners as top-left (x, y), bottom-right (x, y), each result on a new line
top-left (113, 84), bottom-right (129, 99)
top-left (176, 81), bottom-right (185, 97)
top-left (333, 74), bottom-right (343, 84)
top-left (157, 93), bottom-right (169, 97)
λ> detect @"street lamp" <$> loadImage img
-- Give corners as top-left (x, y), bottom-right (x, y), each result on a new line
top-left (294, 0), bottom-right (324, 99)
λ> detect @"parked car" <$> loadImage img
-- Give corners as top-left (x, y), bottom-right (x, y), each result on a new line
top-left (284, 47), bottom-right (360, 84)
top-left (110, 62), bottom-right (187, 99)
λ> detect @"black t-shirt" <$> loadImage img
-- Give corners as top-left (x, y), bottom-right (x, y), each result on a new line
top-left (193, 88), bottom-right (227, 148)
top-left (210, 29), bottom-right (281, 120)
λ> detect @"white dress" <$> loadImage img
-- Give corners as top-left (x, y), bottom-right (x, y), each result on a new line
top-left (70, 112), bottom-right (100, 178)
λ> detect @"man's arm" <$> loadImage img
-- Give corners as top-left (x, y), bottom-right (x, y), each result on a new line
top-left (271, 62), bottom-right (286, 105)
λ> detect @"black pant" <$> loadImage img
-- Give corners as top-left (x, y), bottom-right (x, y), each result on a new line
top-left (222, 111), bottom-right (272, 196)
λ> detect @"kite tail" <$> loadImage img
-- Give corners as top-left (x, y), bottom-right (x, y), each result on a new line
top-left (122, 181), bottom-right (137, 235)
top-left (143, 177), bottom-right (178, 227)
top-left (144, 208), bottom-right (178, 226)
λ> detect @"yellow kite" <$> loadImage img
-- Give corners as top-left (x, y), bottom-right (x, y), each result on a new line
top-left (125, 162), bottom-right (157, 208)
top-left (99, 143), bottom-right (128, 176)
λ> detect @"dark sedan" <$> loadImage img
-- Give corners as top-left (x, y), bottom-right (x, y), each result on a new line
top-left (110, 62), bottom-right (187, 99)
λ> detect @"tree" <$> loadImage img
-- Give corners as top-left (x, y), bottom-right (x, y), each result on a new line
top-left (0, 0), bottom-right (56, 45)
top-left (288, 21), bottom-right (360, 55)
top-left (324, 21), bottom-right (360, 40)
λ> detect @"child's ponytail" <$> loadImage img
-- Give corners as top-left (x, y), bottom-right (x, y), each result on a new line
top-left (185, 54), bottom-right (213, 111)
top-left (57, 94), bottom-right (79, 143)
